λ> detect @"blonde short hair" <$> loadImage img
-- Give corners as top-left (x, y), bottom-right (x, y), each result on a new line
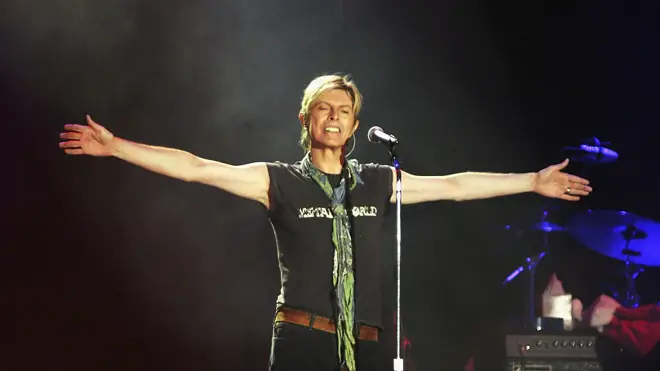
top-left (298, 74), bottom-right (363, 152)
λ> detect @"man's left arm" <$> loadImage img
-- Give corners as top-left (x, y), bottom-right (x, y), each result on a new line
top-left (390, 159), bottom-right (592, 204)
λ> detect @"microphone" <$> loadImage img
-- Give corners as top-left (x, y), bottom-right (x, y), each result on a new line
top-left (367, 126), bottom-right (399, 145)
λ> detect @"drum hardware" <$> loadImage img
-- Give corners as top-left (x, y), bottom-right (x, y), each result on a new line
top-left (566, 209), bottom-right (660, 308)
top-left (502, 139), bottom-right (660, 325)
top-left (503, 210), bottom-right (566, 329)
top-left (562, 137), bottom-right (618, 164)
top-left (621, 225), bottom-right (646, 308)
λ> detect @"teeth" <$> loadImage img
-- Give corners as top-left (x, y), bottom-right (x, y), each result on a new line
top-left (325, 127), bottom-right (340, 133)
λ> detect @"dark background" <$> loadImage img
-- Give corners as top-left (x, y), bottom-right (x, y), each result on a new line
top-left (3, 1), bottom-right (659, 370)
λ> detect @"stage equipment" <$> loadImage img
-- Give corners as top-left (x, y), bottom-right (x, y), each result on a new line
top-left (503, 210), bottom-right (566, 329)
top-left (368, 126), bottom-right (404, 371)
top-left (562, 137), bottom-right (618, 164)
top-left (567, 209), bottom-right (660, 307)
top-left (504, 333), bottom-right (601, 371)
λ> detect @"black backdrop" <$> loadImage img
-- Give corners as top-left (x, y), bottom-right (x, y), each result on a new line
top-left (3, 1), bottom-right (660, 370)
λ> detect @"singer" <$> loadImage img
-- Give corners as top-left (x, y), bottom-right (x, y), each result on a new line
top-left (59, 74), bottom-right (592, 371)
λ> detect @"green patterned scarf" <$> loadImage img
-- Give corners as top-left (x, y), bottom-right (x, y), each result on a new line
top-left (299, 154), bottom-right (363, 371)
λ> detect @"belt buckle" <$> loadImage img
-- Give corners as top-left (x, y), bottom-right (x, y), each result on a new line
top-left (308, 313), bottom-right (316, 331)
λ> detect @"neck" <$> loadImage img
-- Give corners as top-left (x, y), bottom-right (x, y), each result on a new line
top-left (309, 147), bottom-right (345, 174)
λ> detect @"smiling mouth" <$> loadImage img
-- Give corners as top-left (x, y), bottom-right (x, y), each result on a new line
top-left (324, 127), bottom-right (340, 133)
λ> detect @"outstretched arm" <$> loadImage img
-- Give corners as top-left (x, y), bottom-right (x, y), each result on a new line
top-left (390, 159), bottom-right (592, 204)
top-left (59, 115), bottom-right (271, 207)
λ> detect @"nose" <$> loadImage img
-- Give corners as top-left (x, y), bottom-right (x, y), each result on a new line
top-left (329, 108), bottom-right (339, 120)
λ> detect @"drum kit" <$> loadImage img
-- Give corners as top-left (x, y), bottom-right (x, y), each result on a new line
top-left (501, 137), bottom-right (660, 329)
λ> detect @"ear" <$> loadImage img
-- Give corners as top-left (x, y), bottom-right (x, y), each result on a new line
top-left (298, 113), bottom-right (306, 127)
top-left (351, 119), bottom-right (360, 135)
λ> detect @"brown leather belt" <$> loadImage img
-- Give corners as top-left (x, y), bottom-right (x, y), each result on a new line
top-left (275, 307), bottom-right (379, 341)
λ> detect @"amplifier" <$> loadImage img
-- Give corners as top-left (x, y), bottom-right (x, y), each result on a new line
top-left (505, 334), bottom-right (601, 371)
top-left (506, 334), bottom-right (598, 358)
top-left (505, 359), bottom-right (601, 371)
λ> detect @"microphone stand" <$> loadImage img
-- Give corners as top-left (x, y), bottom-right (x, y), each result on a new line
top-left (389, 142), bottom-right (404, 371)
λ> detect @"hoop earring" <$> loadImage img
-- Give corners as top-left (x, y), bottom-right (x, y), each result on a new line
top-left (345, 133), bottom-right (356, 157)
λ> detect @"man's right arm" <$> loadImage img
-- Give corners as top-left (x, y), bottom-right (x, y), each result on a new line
top-left (602, 317), bottom-right (660, 356)
top-left (60, 116), bottom-right (271, 208)
top-left (112, 138), bottom-right (270, 207)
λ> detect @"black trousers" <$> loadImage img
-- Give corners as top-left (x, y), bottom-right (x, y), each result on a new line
top-left (269, 322), bottom-right (384, 371)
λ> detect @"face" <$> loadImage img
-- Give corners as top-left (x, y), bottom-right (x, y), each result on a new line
top-left (300, 88), bottom-right (359, 150)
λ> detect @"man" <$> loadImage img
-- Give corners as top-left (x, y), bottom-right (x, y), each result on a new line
top-left (573, 295), bottom-right (660, 364)
top-left (59, 74), bottom-right (592, 371)
top-left (542, 274), bottom-right (660, 369)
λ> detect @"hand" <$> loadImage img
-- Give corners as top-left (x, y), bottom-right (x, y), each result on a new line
top-left (587, 308), bottom-right (617, 332)
top-left (532, 159), bottom-right (592, 201)
top-left (59, 115), bottom-right (116, 156)
top-left (583, 295), bottom-right (622, 331)
top-left (589, 294), bottom-right (622, 311)
top-left (571, 298), bottom-right (584, 322)
top-left (543, 273), bottom-right (566, 296)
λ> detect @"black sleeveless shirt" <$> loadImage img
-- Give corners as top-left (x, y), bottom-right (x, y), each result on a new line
top-left (266, 161), bottom-right (393, 328)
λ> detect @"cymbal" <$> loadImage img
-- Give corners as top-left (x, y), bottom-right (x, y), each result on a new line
top-left (566, 210), bottom-right (660, 266)
top-left (562, 137), bottom-right (618, 164)
top-left (530, 221), bottom-right (565, 232)
top-left (503, 221), bottom-right (565, 234)
top-left (503, 209), bottom-right (566, 236)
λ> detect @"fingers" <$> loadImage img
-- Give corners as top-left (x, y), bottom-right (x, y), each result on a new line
top-left (59, 141), bottom-right (80, 149)
top-left (545, 273), bottom-right (566, 295)
top-left (567, 188), bottom-right (590, 196)
top-left (571, 299), bottom-right (584, 322)
top-left (568, 174), bottom-right (590, 185)
top-left (561, 194), bottom-right (580, 202)
top-left (565, 173), bottom-right (593, 195)
top-left (86, 114), bottom-right (102, 130)
top-left (63, 124), bottom-right (88, 133)
top-left (64, 114), bottom-right (101, 133)
top-left (59, 138), bottom-right (84, 154)
top-left (60, 132), bottom-right (81, 140)
top-left (567, 179), bottom-right (593, 194)
top-left (546, 273), bottom-right (560, 286)
top-left (553, 158), bottom-right (569, 170)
